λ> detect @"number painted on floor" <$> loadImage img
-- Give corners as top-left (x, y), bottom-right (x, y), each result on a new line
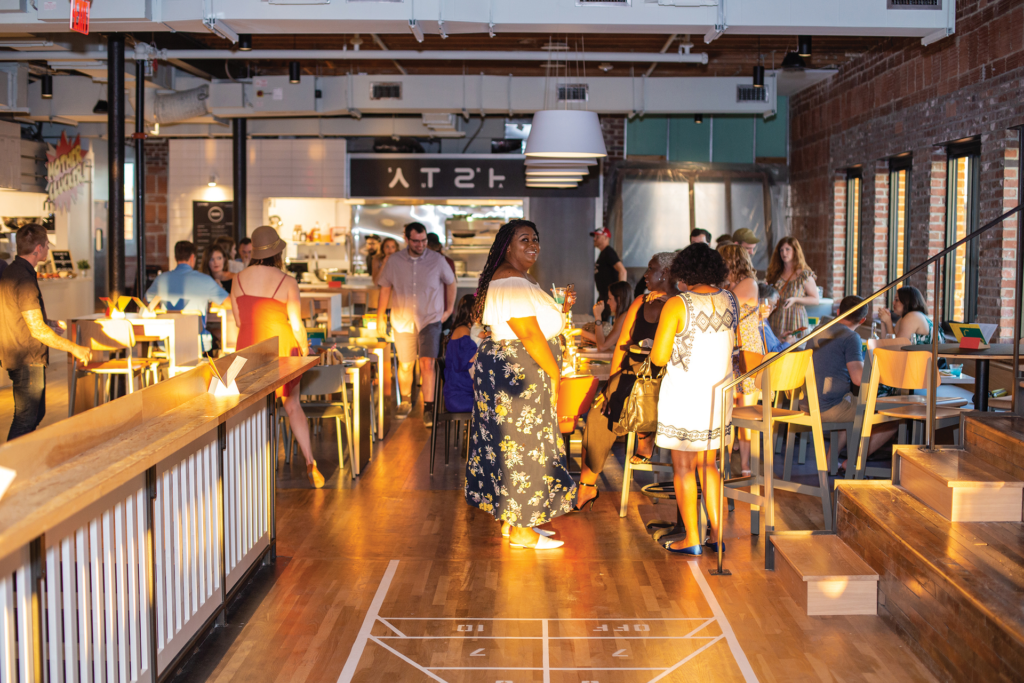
top-left (458, 624), bottom-right (485, 632)
top-left (612, 649), bottom-right (628, 658)
top-left (614, 625), bottom-right (629, 632)
top-left (634, 624), bottom-right (649, 632)
top-left (470, 648), bottom-right (486, 657)
top-left (593, 624), bottom-right (608, 631)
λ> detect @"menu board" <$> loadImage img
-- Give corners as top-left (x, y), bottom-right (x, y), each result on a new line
top-left (50, 249), bottom-right (74, 272)
top-left (192, 201), bottom-right (234, 255)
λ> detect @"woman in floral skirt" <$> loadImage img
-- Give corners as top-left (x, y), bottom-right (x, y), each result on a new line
top-left (465, 219), bottom-right (576, 550)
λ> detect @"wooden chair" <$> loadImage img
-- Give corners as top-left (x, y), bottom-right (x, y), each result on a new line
top-left (848, 347), bottom-right (968, 479)
top-left (726, 349), bottom-right (834, 532)
top-left (132, 324), bottom-right (171, 381)
top-left (295, 365), bottom-right (356, 479)
top-left (618, 435), bottom-right (673, 517)
top-left (69, 319), bottom-right (162, 416)
top-left (429, 357), bottom-right (473, 474)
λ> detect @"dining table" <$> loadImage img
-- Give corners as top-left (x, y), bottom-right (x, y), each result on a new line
top-left (901, 342), bottom-right (1024, 411)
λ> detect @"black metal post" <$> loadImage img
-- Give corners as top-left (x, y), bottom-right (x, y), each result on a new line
top-left (232, 118), bottom-right (247, 243)
top-left (135, 58), bottom-right (147, 299)
top-left (107, 33), bottom-right (126, 299)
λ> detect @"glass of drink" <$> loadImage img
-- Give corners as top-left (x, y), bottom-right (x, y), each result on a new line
top-left (552, 287), bottom-right (567, 305)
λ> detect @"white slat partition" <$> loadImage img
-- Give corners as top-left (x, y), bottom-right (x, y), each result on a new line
top-left (0, 545), bottom-right (32, 683)
top-left (40, 475), bottom-right (151, 683)
top-left (154, 431), bottom-right (221, 675)
top-left (224, 403), bottom-right (271, 590)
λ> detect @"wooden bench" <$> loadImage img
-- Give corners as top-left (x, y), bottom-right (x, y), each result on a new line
top-left (836, 481), bottom-right (1024, 682)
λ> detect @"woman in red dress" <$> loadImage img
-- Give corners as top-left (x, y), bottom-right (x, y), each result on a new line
top-left (229, 226), bottom-right (325, 488)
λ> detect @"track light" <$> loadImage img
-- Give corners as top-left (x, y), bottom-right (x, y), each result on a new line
top-left (41, 74), bottom-right (52, 99)
top-left (408, 19), bottom-right (424, 43)
top-left (694, 113), bottom-right (702, 124)
top-left (752, 64), bottom-right (765, 88)
top-left (208, 174), bottom-right (218, 187)
top-left (289, 62), bottom-right (301, 84)
top-left (93, 99), bottom-right (108, 114)
top-left (238, 34), bottom-right (252, 51)
top-left (797, 35), bottom-right (812, 57)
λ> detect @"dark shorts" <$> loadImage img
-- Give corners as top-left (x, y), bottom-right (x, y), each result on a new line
top-left (394, 322), bottom-right (442, 363)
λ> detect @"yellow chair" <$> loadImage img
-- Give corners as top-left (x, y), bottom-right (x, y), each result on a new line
top-left (69, 319), bottom-right (162, 416)
top-left (726, 349), bottom-right (834, 532)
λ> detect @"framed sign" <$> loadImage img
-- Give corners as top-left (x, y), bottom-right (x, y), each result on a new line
top-left (192, 201), bottom-right (235, 256)
top-left (51, 250), bottom-right (74, 272)
top-left (347, 154), bottom-right (600, 199)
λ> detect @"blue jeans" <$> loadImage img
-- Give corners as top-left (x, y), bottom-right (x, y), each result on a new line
top-left (7, 365), bottom-right (46, 441)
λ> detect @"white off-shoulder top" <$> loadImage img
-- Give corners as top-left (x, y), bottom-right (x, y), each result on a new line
top-left (483, 277), bottom-right (565, 341)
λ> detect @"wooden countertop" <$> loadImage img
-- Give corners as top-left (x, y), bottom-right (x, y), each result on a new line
top-left (900, 342), bottom-right (1024, 360)
top-left (0, 338), bottom-right (319, 553)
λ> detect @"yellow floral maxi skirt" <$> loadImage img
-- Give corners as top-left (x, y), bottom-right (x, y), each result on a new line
top-left (465, 337), bottom-right (577, 527)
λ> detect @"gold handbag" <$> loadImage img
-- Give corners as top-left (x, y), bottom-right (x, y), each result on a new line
top-left (613, 357), bottom-right (664, 436)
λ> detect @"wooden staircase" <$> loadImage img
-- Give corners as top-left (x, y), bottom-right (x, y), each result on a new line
top-left (767, 414), bottom-right (1024, 682)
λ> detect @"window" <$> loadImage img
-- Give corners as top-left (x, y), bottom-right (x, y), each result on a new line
top-left (888, 156), bottom-right (911, 304)
top-left (845, 171), bottom-right (862, 296)
top-left (945, 141), bottom-right (980, 322)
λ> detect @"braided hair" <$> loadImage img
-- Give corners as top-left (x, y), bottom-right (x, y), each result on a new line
top-left (472, 219), bottom-right (538, 323)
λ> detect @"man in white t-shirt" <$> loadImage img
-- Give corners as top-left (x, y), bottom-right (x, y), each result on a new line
top-left (377, 222), bottom-right (456, 424)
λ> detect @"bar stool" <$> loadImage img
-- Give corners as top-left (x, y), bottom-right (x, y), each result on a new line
top-left (429, 357), bottom-right (472, 474)
top-left (69, 319), bottom-right (161, 416)
top-left (295, 365), bottom-right (356, 479)
top-left (132, 324), bottom-right (171, 382)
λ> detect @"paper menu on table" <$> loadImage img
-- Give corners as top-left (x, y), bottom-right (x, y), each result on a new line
top-left (0, 466), bottom-right (15, 503)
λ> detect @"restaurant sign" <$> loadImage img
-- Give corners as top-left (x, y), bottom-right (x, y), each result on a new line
top-left (348, 154), bottom-right (599, 199)
top-left (46, 131), bottom-right (88, 213)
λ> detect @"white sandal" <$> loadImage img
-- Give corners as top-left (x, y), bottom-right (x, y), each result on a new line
top-left (510, 535), bottom-right (565, 550)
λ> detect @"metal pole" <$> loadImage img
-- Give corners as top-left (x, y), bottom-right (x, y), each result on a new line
top-left (135, 58), bottom-right (147, 298)
top-left (107, 33), bottom-right (126, 299)
top-left (232, 118), bottom-right (247, 243)
top-left (1014, 128), bottom-right (1023, 416)
top-left (928, 253), bottom-right (940, 449)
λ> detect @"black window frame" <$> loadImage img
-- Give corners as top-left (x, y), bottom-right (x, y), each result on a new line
top-left (887, 155), bottom-right (912, 305)
top-left (844, 169), bottom-right (863, 297)
top-left (944, 139), bottom-right (981, 323)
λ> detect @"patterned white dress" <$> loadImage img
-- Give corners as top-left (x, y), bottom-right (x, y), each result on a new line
top-left (655, 289), bottom-right (739, 452)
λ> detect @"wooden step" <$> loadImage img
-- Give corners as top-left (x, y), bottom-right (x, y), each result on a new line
top-left (963, 412), bottom-right (1024, 481)
top-left (770, 534), bottom-right (878, 616)
top-left (835, 481), bottom-right (1024, 683)
top-left (895, 445), bottom-right (1024, 522)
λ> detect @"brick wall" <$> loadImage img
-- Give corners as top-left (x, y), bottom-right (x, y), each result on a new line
top-left (790, 0), bottom-right (1024, 340)
top-left (600, 115), bottom-right (625, 164)
top-left (145, 139), bottom-right (169, 270)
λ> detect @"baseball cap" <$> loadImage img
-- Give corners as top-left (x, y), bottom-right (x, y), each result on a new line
top-left (590, 227), bottom-right (611, 238)
top-left (732, 228), bottom-right (761, 245)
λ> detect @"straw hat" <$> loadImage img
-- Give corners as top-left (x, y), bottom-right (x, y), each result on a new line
top-left (250, 225), bottom-right (286, 258)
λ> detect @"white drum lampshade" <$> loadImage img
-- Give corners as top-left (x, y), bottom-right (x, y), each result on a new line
top-left (525, 157), bottom-right (599, 167)
top-left (525, 110), bottom-right (607, 159)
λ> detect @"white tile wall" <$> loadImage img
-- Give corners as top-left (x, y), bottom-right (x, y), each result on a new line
top-left (168, 138), bottom-right (347, 248)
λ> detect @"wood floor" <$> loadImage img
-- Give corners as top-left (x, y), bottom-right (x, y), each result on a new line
top-left (155, 405), bottom-right (939, 683)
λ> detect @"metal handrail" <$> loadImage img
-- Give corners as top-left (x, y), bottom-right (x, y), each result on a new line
top-left (711, 202), bottom-right (1024, 575)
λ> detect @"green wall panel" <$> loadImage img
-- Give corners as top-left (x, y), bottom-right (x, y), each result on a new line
top-left (626, 115), bottom-right (667, 157)
top-left (755, 95), bottom-right (788, 159)
top-left (668, 116), bottom-right (710, 163)
top-left (712, 115), bottom-right (754, 164)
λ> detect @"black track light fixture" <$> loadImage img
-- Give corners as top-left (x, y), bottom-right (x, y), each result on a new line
top-left (781, 52), bottom-right (806, 69)
top-left (752, 64), bottom-right (765, 88)
top-left (41, 74), bottom-right (53, 99)
top-left (238, 34), bottom-right (253, 51)
top-left (93, 99), bottom-right (108, 114)
top-left (694, 113), bottom-right (703, 124)
top-left (289, 61), bottom-right (301, 84)
top-left (798, 35), bottom-right (812, 57)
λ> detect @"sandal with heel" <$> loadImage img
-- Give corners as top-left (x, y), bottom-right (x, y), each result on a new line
top-left (573, 482), bottom-right (600, 512)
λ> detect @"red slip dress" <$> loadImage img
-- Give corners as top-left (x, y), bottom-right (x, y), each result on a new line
top-left (235, 272), bottom-right (302, 399)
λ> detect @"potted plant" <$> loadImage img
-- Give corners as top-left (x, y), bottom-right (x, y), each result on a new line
top-left (76, 259), bottom-right (91, 275)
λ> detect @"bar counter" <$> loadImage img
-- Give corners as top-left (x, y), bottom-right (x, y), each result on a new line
top-left (0, 338), bottom-right (318, 681)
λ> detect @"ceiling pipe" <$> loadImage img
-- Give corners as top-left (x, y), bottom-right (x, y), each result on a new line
top-left (0, 48), bottom-right (710, 64)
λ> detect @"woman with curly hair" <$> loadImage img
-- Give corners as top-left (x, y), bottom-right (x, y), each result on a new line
top-left (650, 243), bottom-right (738, 555)
top-left (766, 237), bottom-right (819, 338)
top-left (718, 243), bottom-right (764, 477)
top-left (464, 219), bottom-right (577, 549)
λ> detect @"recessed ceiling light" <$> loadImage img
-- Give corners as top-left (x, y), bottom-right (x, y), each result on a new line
top-left (598, 63), bottom-right (614, 72)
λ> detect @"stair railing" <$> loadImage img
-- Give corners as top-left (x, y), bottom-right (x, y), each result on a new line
top-left (711, 203), bottom-right (1024, 576)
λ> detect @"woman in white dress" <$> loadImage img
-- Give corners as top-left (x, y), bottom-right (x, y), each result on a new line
top-left (650, 244), bottom-right (738, 555)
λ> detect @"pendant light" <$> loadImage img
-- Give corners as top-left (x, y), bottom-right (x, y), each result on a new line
top-left (781, 52), bottom-right (806, 69)
top-left (797, 35), bottom-right (812, 57)
top-left (238, 34), bottom-right (253, 51)
top-left (694, 113), bottom-right (703, 124)
top-left (752, 36), bottom-right (764, 88)
top-left (525, 157), bottom-right (598, 167)
top-left (41, 74), bottom-right (53, 99)
top-left (289, 62), bottom-right (301, 84)
top-left (525, 110), bottom-right (607, 159)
